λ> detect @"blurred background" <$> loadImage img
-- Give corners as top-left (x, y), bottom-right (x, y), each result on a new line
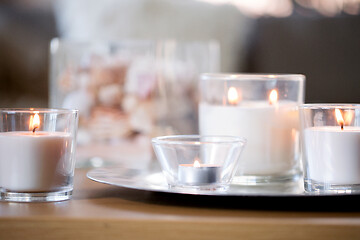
top-left (0, 0), bottom-right (359, 108)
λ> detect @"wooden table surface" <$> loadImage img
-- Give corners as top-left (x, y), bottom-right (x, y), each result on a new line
top-left (1, 169), bottom-right (360, 240)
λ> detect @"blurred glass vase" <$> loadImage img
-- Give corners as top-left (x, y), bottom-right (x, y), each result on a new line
top-left (49, 39), bottom-right (220, 168)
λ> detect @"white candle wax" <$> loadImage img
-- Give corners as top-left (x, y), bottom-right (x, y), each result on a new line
top-left (0, 131), bottom-right (73, 192)
top-left (178, 164), bottom-right (221, 185)
top-left (304, 126), bottom-right (360, 185)
top-left (199, 101), bottom-right (299, 175)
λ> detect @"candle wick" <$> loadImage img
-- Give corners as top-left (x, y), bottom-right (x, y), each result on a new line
top-left (341, 123), bottom-right (344, 130)
top-left (33, 126), bottom-right (38, 133)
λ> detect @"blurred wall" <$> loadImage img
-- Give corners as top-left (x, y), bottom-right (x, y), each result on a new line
top-left (0, 2), bottom-right (57, 107)
top-left (54, 0), bottom-right (251, 73)
top-left (246, 15), bottom-right (360, 103)
top-left (0, 1), bottom-right (359, 107)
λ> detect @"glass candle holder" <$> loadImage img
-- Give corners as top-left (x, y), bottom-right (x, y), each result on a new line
top-left (0, 108), bottom-right (78, 202)
top-left (199, 73), bottom-right (305, 185)
top-left (152, 135), bottom-right (246, 191)
top-left (300, 104), bottom-right (360, 193)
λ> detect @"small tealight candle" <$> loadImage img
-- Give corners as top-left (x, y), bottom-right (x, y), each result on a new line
top-left (152, 135), bottom-right (246, 191)
top-left (178, 159), bottom-right (221, 185)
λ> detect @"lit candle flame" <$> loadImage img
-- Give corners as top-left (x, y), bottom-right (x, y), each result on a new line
top-left (29, 112), bottom-right (40, 133)
top-left (227, 87), bottom-right (240, 105)
top-left (193, 159), bottom-right (201, 168)
top-left (335, 108), bottom-right (344, 130)
top-left (269, 89), bottom-right (278, 105)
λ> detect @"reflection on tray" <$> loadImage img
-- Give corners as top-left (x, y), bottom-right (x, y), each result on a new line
top-left (88, 167), bottom-right (307, 196)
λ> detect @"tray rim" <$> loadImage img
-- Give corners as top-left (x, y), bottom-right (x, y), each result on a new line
top-left (86, 167), bottom-right (360, 198)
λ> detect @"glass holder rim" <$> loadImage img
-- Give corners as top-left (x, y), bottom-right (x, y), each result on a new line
top-left (0, 108), bottom-right (78, 114)
top-left (300, 103), bottom-right (360, 109)
top-left (200, 73), bottom-right (306, 82)
top-left (151, 135), bottom-right (247, 146)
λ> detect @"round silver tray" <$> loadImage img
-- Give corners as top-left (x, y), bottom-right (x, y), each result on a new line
top-left (87, 167), bottom-right (360, 197)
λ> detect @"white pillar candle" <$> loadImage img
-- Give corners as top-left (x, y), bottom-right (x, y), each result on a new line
top-left (0, 131), bottom-right (72, 192)
top-left (199, 101), bottom-right (299, 175)
top-left (304, 126), bottom-right (360, 185)
top-left (178, 160), bottom-right (221, 185)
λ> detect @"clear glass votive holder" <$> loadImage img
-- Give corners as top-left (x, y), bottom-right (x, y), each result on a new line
top-left (300, 104), bottom-right (360, 193)
top-left (151, 135), bottom-right (247, 191)
top-left (0, 108), bottom-right (78, 202)
top-left (199, 73), bottom-right (305, 185)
